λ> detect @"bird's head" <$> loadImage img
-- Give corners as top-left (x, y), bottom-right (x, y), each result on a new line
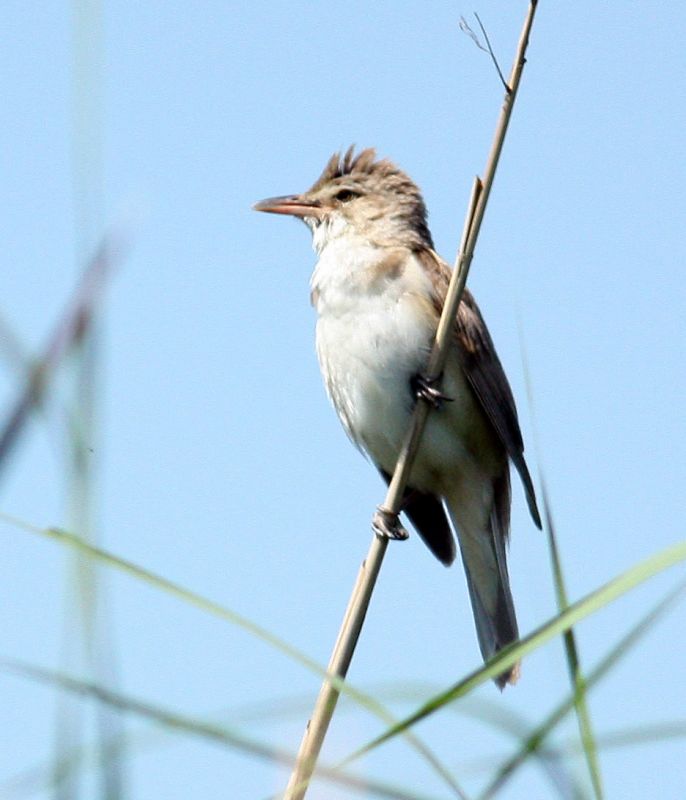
top-left (254, 147), bottom-right (434, 252)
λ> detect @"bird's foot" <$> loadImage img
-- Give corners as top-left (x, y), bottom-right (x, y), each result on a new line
top-left (411, 372), bottom-right (453, 409)
top-left (372, 507), bottom-right (409, 541)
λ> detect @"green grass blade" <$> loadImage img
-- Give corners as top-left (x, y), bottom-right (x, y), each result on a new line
top-left (0, 513), bottom-right (464, 798)
top-left (541, 480), bottom-right (603, 799)
top-left (0, 513), bottom-right (325, 675)
top-left (4, 685), bottom-right (584, 800)
top-left (519, 320), bottom-right (602, 797)
top-left (0, 657), bottom-right (446, 800)
top-left (568, 721), bottom-right (686, 755)
top-left (478, 582), bottom-right (684, 798)
top-left (340, 540), bottom-right (686, 764)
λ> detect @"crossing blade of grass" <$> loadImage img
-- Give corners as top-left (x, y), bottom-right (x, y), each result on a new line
top-left (1, 514), bottom-right (326, 676)
top-left (236, 684), bottom-right (575, 795)
top-left (0, 514), bottom-right (464, 797)
top-left (339, 539), bottom-right (686, 765)
top-left (12, 712), bottom-right (682, 800)
top-left (455, 719), bottom-right (686, 786)
top-left (356, 685), bottom-right (582, 798)
top-left (343, 685), bottom-right (579, 795)
top-left (540, 480), bottom-right (603, 799)
top-left (478, 582), bottom-right (685, 798)
top-left (4, 685), bottom-right (580, 800)
top-left (3, 685), bottom-right (582, 800)
top-left (0, 235), bottom-right (125, 480)
top-left (442, 696), bottom-right (585, 798)
top-left (0, 658), bottom-right (443, 800)
top-left (566, 721), bottom-right (686, 756)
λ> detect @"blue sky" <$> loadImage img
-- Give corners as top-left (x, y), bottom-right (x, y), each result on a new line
top-left (1, 2), bottom-right (685, 798)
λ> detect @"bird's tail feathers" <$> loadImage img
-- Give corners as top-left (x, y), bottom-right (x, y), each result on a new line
top-left (446, 481), bottom-right (519, 688)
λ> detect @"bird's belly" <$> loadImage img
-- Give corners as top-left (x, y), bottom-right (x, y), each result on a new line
top-left (315, 300), bottom-right (476, 490)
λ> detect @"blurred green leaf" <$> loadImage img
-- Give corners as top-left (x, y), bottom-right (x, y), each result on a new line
top-left (0, 657), bottom-right (442, 800)
top-left (478, 583), bottom-right (685, 798)
top-left (0, 513), bottom-right (462, 797)
top-left (341, 540), bottom-right (686, 763)
top-left (541, 480), bottom-right (603, 798)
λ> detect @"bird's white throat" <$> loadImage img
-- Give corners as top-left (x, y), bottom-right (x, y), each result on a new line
top-left (309, 211), bottom-right (351, 255)
top-left (309, 221), bottom-right (389, 316)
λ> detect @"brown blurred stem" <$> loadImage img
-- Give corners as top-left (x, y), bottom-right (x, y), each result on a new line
top-left (0, 235), bottom-right (124, 479)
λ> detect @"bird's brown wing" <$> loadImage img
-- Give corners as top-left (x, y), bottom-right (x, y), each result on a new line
top-left (419, 248), bottom-right (541, 529)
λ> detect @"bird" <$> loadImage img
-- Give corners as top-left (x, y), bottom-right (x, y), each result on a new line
top-left (254, 147), bottom-right (541, 687)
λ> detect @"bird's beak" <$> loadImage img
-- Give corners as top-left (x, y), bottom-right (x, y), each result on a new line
top-left (253, 194), bottom-right (323, 219)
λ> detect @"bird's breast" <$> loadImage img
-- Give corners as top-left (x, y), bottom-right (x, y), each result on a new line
top-left (315, 289), bottom-right (431, 456)
top-left (312, 247), bottom-right (477, 486)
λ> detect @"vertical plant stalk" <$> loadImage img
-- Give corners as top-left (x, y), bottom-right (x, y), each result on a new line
top-left (55, 2), bottom-right (126, 799)
top-left (542, 483), bottom-right (604, 799)
top-left (519, 339), bottom-right (604, 798)
top-left (283, 3), bottom-right (539, 798)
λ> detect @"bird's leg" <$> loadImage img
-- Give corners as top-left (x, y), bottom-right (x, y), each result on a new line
top-left (372, 506), bottom-right (409, 541)
top-left (411, 372), bottom-right (453, 409)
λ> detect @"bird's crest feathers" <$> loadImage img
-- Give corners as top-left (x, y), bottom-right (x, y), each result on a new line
top-left (309, 146), bottom-right (392, 191)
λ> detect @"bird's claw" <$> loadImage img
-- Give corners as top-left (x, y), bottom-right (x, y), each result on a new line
top-left (412, 373), bottom-right (453, 409)
top-left (372, 507), bottom-right (409, 541)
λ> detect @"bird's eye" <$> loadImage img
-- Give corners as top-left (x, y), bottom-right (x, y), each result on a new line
top-left (334, 189), bottom-right (359, 203)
